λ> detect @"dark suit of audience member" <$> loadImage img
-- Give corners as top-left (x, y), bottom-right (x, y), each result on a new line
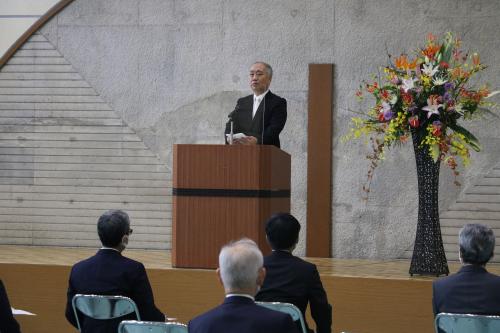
top-left (433, 223), bottom-right (500, 317)
top-left (188, 238), bottom-right (299, 333)
top-left (0, 279), bottom-right (21, 333)
top-left (256, 213), bottom-right (332, 333)
top-left (65, 210), bottom-right (165, 333)
top-left (225, 62), bottom-right (287, 148)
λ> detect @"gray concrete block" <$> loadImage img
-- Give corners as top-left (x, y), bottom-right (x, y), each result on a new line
top-left (0, 80), bottom-right (91, 88)
top-left (0, 72), bottom-right (83, 80)
top-left (138, 0), bottom-right (175, 25)
top-left (174, 0), bottom-right (222, 25)
top-left (0, 87), bottom-right (97, 95)
top-left (57, 0), bottom-right (140, 26)
top-left (8, 57), bottom-right (69, 65)
top-left (19, 41), bottom-right (54, 50)
top-left (14, 49), bottom-right (61, 57)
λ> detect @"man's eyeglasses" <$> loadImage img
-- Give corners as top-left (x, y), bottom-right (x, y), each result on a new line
top-left (127, 228), bottom-right (133, 235)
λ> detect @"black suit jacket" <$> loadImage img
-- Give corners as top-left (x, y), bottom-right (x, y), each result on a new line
top-left (256, 250), bottom-right (332, 333)
top-left (188, 295), bottom-right (299, 333)
top-left (432, 265), bottom-right (500, 316)
top-left (65, 249), bottom-right (165, 333)
top-left (0, 279), bottom-right (21, 333)
top-left (225, 91), bottom-right (287, 148)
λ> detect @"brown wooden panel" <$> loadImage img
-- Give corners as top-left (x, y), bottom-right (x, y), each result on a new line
top-left (328, 276), bottom-right (433, 333)
top-left (1, 261), bottom-right (435, 333)
top-left (173, 144), bottom-right (290, 190)
top-left (173, 196), bottom-right (289, 268)
top-left (172, 144), bottom-right (291, 268)
top-left (307, 64), bottom-right (333, 257)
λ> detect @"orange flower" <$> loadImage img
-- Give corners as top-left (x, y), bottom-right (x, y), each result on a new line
top-left (394, 55), bottom-right (417, 70)
top-left (366, 82), bottom-right (378, 93)
top-left (478, 87), bottom-right (490, 98)
top-left (395, 55), bottom-right (408, 70)
top-left (447, 156), bottom-right (457, 169)
top-left (472, 53), bottom-right (480, 66)
top-left (451, 67), bottom-right (467, 80)
top-left (459, 88), bottom-right (470, 98)
top-left (422, 44), bottom-right (441, 60)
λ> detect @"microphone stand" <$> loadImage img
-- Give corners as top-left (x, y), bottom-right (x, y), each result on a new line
top-left (229, 120), bottom-right (234, 145)
top-left (261, 95), bottom-right (266, 145)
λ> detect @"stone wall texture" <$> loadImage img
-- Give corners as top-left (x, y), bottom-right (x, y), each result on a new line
top-left (1, 0), bottom-right (500, 259)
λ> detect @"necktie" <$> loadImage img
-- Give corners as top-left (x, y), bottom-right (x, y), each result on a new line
top-left (253, 97), bottom-right (261, 119)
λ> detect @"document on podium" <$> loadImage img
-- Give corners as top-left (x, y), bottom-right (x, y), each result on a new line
top-left (225, 133), bottom-right (247, 140)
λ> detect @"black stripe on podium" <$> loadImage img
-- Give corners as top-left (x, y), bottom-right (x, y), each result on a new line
top-left (172, 188), bottom-right (290, 198)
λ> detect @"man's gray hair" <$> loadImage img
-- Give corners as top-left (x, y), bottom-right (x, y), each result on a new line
top-left (253, 61), bottom-right (273, 78)
top-left (459, 223), bottom-right (495, 265)
top-left (219, 238), bottom-right (263, 291)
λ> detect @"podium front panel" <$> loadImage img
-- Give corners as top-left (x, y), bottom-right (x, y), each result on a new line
top-left (172, 144), bottom-right (291, 269)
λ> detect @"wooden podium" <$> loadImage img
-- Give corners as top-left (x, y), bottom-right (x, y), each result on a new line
top-left (172, 144), bottom-right (291, 269)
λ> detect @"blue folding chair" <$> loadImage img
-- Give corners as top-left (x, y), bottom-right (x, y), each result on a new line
top-left (435, 313), bottom-right (500, 333)
top-left (118, 320), bottom-right (188, 333)
top-left (72, 294), bottom-right (140, 332)
top-left (256, 301), bottom-right (307, 333)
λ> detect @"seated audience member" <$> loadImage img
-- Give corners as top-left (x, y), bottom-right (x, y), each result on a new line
top-left (65, 210), bottom-right (165, 333)
top-left (0, 279), bottom-right (21, 333)
top-left (256, 213), bottom-right (332, 333)
top-left (188, 238), bottom-right (299, 333)
top-left (433, 223), bottom-right (500, 316)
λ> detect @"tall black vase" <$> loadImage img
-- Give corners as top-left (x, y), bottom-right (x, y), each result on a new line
top-left (409, 130), bottom-right (449, 276)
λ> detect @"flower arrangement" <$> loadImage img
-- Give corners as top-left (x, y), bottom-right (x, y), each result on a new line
top-left (345, 32), bottom-right (498, 192)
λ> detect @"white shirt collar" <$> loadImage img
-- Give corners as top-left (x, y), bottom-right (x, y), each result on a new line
top-left (100, 246), bottom-right (120, 253)
top-left (254, 89), bottom-right (269, 100)
top-left (225, 293), bottom-right (255, 301)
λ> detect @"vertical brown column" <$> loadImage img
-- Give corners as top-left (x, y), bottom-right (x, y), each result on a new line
top-left (306, 64), bottom-right (333, 257)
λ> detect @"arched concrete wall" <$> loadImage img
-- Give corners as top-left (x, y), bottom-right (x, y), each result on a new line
top-left (1, 0), bottom-right (500, 258)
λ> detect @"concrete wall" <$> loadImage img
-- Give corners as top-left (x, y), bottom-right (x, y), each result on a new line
top-left (2, 0), bottom-right (500, 258)
top-left (0, 32), bottom-right (171, 249)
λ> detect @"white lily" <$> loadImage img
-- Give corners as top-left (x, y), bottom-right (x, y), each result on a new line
top-left (432, 75), bottom-right (447, 86)
top-left (422, 98), bottom-right (443, 118)
top-left (422, 63), bottom-right (439, 77)
top-left (402, 77), bottom-right (417, 93)
top-left (390, 94), bottom-right (398, 105)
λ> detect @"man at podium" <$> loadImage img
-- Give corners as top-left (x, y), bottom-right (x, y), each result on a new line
top-left (225, 62), bottom-right (287, 148)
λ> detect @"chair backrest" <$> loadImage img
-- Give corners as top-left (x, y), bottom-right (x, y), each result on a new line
top-left (72, 294), bottom-right (141, 332)
top-left (435, 313), bottom-right (500, 333)
top-left (256, 301), bottom-right (307, 333)
top-left (118, 320), bottom-right (188, 333)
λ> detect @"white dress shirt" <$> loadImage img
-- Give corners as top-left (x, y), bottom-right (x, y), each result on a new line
top-left (252, 90), bottom-right (269, 119)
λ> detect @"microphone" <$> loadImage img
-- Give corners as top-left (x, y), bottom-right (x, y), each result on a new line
top-left (227, 105), bottom-right (239, 145)
top-left (228, 105), bottom-right (239, 121)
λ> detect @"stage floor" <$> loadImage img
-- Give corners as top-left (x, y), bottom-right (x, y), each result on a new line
top-left (3, 245), bottom-right (498, 333)
top-left (2, 244), bottom-right (495, 277)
